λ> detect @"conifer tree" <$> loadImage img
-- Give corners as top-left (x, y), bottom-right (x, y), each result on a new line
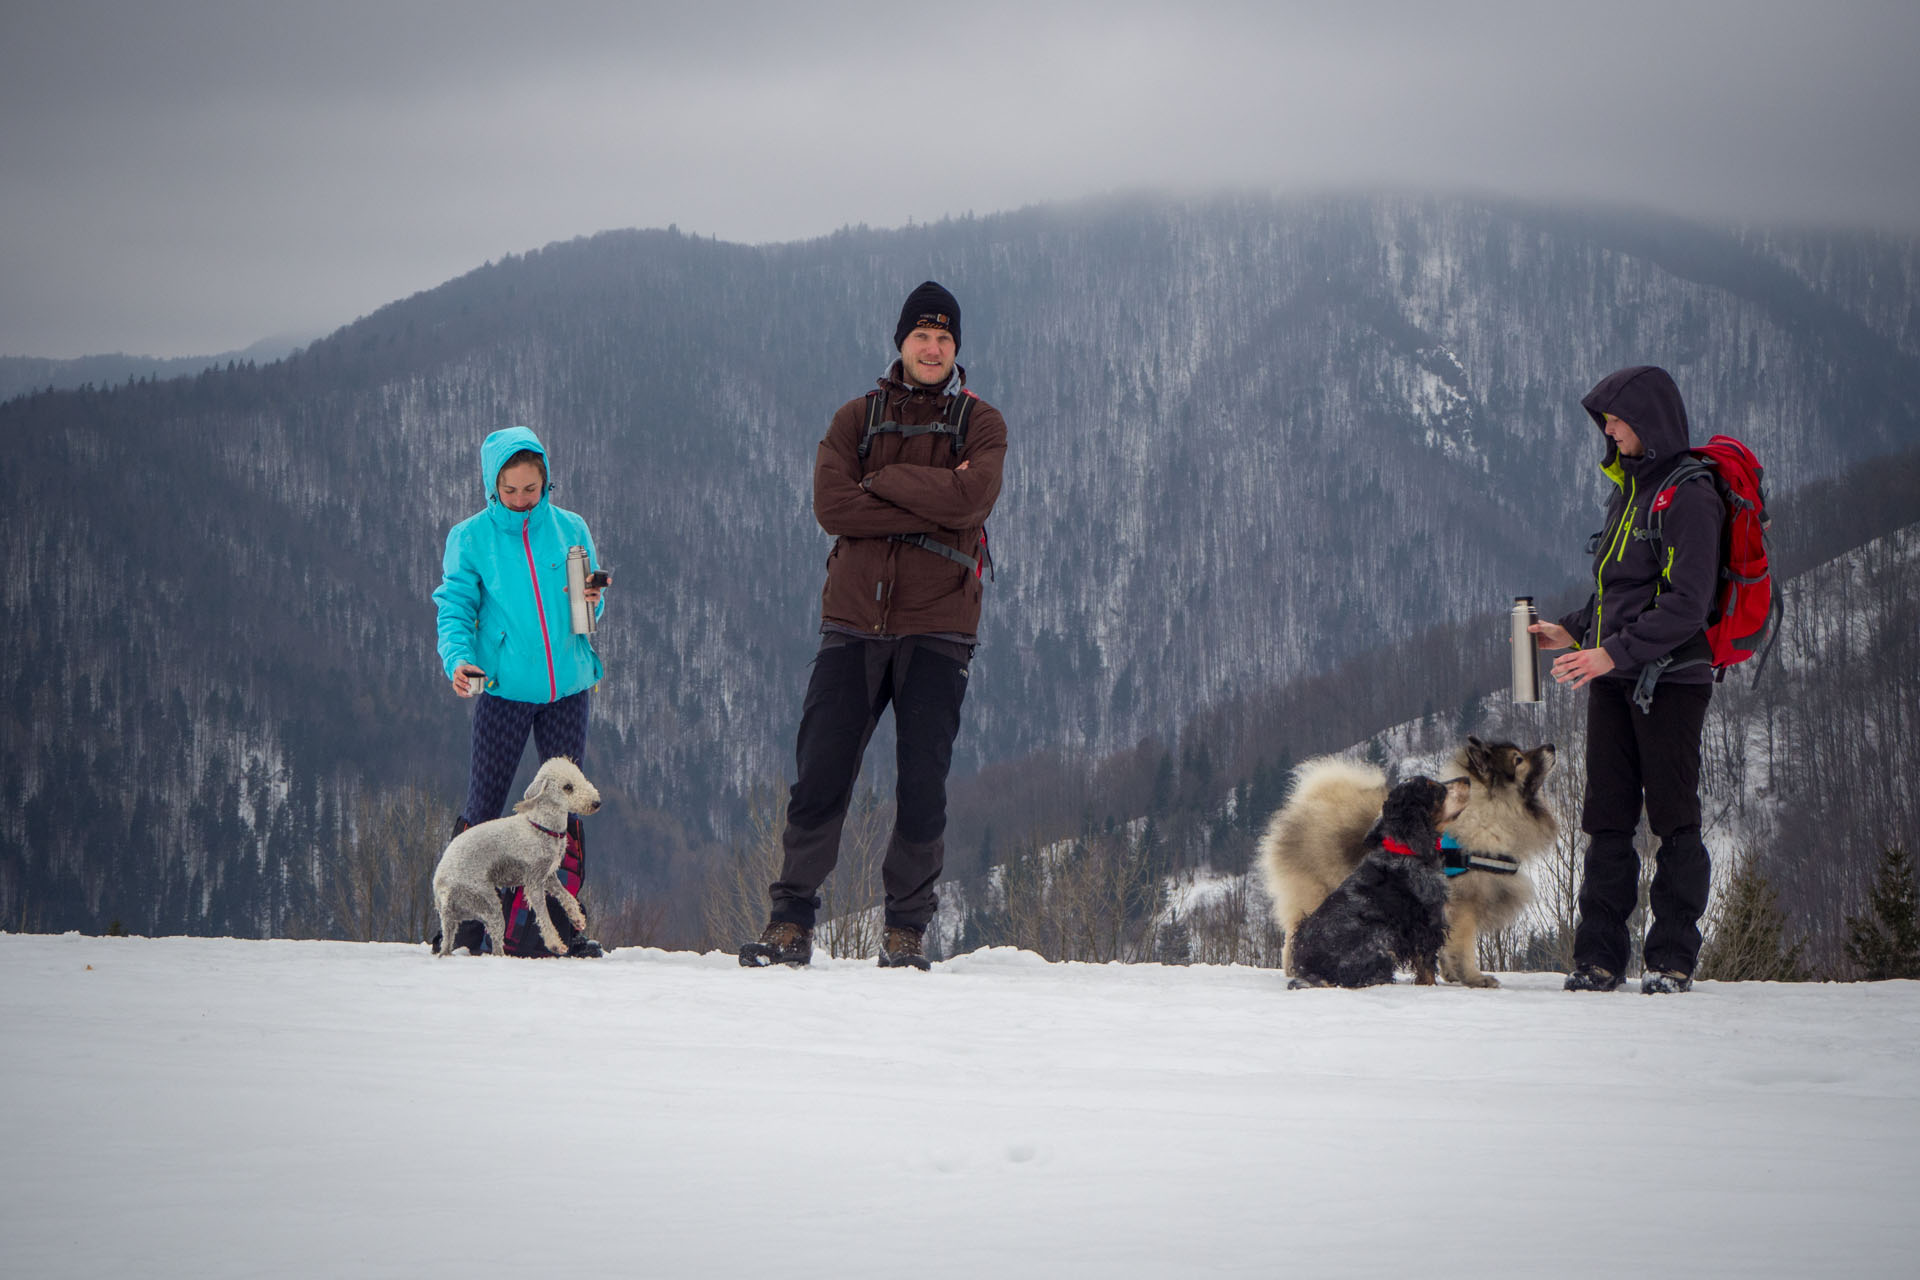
top-left (1844, 845), bottom-right (1920, 981)
top-left (1697, 854), bottom-right (1809, 982)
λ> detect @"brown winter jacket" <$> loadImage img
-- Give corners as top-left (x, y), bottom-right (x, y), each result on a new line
top-left (814, 363), bottom-right (1007, 638)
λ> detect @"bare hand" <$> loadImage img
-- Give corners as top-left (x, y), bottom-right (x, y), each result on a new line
top-left (956, 460), bottom-right (970, 471)
top-left (1551, 646), bottom-right (1616, 690)
top-left (452, 663), bottom-right (485, 698)
top-left (1529, 621), bottom-right (1575, 651)
top-left (565, 580), bottom-right (606, 605)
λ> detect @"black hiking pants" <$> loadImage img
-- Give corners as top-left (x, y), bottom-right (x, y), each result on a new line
top-left (770, 634), bottom-right (971, 931)
top-left (1573, 678), bottom-right (1713, 977)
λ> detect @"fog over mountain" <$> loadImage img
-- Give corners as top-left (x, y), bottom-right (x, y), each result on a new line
top-left (0, 335), bottom-right (318, 404)
top-left (4, 194), bottom-right (1917, 940)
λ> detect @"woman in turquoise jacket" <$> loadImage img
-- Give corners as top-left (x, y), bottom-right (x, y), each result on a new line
top-left (432, 425), bottom-right (606, 955)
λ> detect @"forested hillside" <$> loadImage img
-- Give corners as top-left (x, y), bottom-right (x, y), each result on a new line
top-left (905, 477), bottom-right (1920, 978)
top-left (4, 194), bottom-right (1917, 941)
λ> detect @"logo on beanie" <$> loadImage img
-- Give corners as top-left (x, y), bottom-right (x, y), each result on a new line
top-left (895, 281), bottom-right (961, 350)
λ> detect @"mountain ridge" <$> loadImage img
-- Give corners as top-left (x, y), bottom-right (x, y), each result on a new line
top-left (4, 193), bottom-right (1916, 939)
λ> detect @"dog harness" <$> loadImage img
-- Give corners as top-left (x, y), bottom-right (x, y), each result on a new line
top-left (1440, 832), bottom-right (1520, 877)
top-left (1381, 837), bottom-right (1428, 857)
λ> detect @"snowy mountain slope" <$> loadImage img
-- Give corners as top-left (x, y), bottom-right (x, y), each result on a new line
top-left (5, 932), bottom-right (1916, 1279)
top-left (930, 521), bottom-right (1920, 974)
top-left (1344, 522), bottom-right (1920, 973)
top-left (5, 194), bottom-right (1919, 939)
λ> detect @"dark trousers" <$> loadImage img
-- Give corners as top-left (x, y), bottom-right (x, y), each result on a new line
top-left (456, 688), bottom-right (590, 955)
top-left (1573, 678), bottom-right (1713, 977)
top-left (462, 688), bottom-right (591, 827)
top-left (770, 635), bottom-right (971, 931)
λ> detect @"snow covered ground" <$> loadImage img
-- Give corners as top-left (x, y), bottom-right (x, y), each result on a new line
top-left (6, 933), bottom-right (1917, 1279)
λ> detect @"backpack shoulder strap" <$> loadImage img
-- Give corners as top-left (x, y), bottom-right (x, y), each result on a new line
top-left (856, 389), bottom-right (888, 460)
top-left (1646, 453), bottom-right (1717, 548)
top-left (944, 389), bottom-right (978, 455)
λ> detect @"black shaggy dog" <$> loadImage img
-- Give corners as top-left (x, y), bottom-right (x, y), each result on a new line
top-left (1287, 776), bottom-right (1468, 990)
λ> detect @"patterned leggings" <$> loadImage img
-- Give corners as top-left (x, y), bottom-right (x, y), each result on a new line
top-left (461, 688), bottom-right (590, 825)
top-left (456, 688), bottom-right (592, 955)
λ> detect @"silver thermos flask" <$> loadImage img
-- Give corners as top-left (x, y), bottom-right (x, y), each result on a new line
top-left (566, 546), bottom-right (595, 636)
top-left (1510, 596), bottom-right (1542, 703)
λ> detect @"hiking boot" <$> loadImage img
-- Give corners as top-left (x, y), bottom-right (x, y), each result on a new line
top-left (1641, 969), bottom-right (1693, 994)
top-left (430, 920), bottom-right (490, 956)
top-left (878, 925), bottom-right (931, 971)
top-left (564, 936), bottom-right (606, 958)
top-left (1563, 964), bottom-right (1621, 992)
top-left (739, 921), bottom-right (813, 968)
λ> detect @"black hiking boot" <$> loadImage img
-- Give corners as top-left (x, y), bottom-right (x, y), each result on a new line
top-left (878, 925), bottom-right (931, 971)
top-left (1564, 964), bottom-right (1621, 992)
top-left (1641, 968), bottom-right (1693, 994)
top-left (739, 921), bottom-right (813, 967)
top-left (564, 936), bottom-right (606, 958)
top-left (431, 921), bottom-right (491, 956)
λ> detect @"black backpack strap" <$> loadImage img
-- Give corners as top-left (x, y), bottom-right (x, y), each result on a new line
top-left (889, 532), bottom-right (983, 575)
top-left (860, 389), bottom-right (977, 460)
top-left (856, 389), bottom-right (889, 460)
top-left (1642, 455), bottom-right (1716, 551)
top-left (945, 390), bottom-right (977, 456)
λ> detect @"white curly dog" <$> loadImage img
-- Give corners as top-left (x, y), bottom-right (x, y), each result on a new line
top-left (431, 757), bottom-right (601, 957)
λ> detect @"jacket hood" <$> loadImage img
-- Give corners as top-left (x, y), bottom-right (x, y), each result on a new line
top-left (480, 425), bottom-right (549, 497)
top-left (881, 359), bottom-right (966, 398)
top-left (1581, 366), bottom-right (1691, 474)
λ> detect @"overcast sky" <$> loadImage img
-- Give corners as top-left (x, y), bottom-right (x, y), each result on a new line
top-left (4, 0), bottom-right (1918, 359)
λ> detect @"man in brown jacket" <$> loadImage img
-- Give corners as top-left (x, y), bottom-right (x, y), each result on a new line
top-left (740, 281), bottom-right (1007, 970)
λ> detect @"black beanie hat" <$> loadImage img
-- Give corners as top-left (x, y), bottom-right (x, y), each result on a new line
top-left (894, 280), bottom-right (961, 351)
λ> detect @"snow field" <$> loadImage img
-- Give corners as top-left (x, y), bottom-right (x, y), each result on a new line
top-left (4, 933), bottom-right (1917, 1278)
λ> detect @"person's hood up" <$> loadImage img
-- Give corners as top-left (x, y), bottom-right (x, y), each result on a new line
top-left (480, 425), bottom-right (550, 497)
top-left (1580, 366), bottom-right (1692, 476)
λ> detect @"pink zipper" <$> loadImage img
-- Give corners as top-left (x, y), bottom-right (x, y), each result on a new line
top-left (521, 521), bottom-right (558, 701)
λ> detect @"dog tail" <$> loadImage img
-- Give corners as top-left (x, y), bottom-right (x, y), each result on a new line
top-left (1255, 755), bottom-right (1389, 925)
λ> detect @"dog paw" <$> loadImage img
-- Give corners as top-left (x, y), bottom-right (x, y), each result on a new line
top-left (1455, 972), bottom-right (1501, 988)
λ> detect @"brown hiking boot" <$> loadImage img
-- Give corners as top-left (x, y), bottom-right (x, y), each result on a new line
top-left (739, 920), bottom-right (813, 967)
top-left (878, 925), bottom-right (931, 970)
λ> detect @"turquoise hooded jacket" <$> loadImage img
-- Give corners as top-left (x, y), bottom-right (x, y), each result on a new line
top-left (433, 426), bottom-right (604, 704)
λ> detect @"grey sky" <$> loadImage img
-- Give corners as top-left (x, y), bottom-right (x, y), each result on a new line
top-left (4, 0), bottom-right (1918, 358)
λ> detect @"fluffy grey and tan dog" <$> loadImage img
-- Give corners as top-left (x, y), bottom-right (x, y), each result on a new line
top-left (431, 757), bottom-right (601, 957)
top-left (1287, 776), bottom-right (1468, 988)
top-left (1259, 736), bottom-right (1557, 987)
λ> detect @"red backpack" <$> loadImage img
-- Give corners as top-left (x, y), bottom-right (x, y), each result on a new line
top-left (1647, 434), bottom-right (1784, 678)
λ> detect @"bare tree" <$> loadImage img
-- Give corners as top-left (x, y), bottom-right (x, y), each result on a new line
top-left (697, 782), bottom-right (894, 957)
top-left (987, 829), bottom-right (1166, 963)
top-left (815, 792), bottom-right (892, 959)
top-left (594, 892), bottom-right (673, 951)
top-left (697, 782), bottom-right (786, 954)
top-left (321, 784), bottom-right (451, 943)
top-left (1179, 873), bottom-right (1284, 968)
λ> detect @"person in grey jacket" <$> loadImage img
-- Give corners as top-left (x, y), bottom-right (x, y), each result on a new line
top-left (1530, 366), bottom-right (1723, 994)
